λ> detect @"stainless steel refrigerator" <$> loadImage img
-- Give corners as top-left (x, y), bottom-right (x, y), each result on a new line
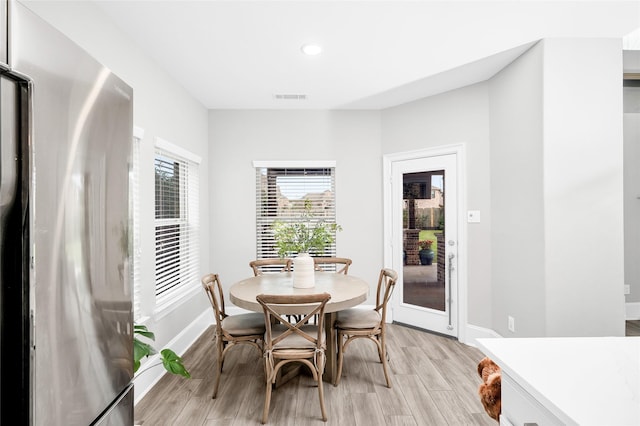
top-left (0, 1), bottom-right (134, 424)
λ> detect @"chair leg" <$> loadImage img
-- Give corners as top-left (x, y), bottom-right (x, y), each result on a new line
top-left (262, 356), bottom-right (274, 423)
top-left (262, 378), bottom-right (273, 424)
top-left (212, 366), bottom-right (221, 398)
top-left (212, 344), bottom-right (224, 399)
top-left (334, 331), bottom-right (345, 386)
top-left (317, 370), bottom-right (327, 421)
top-left (379, 334), bottom-right (392, 388)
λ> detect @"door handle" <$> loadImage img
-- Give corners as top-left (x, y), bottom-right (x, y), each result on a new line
top-left (447, 252), bottom-right (455, 330)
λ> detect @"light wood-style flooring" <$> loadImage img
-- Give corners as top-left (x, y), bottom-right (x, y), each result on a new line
top-left (626, 320), bottom-right (640, 336)
top-left (134, 323), bottom-right (497, 425)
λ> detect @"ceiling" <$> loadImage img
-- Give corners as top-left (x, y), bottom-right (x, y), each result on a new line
top-left (91, 1), bottom-right (640, 110)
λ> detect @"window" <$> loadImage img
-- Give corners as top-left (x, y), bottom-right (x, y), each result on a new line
top-left (131, 127), bottom-right (143, 321)
top-left (155, 138), bottom-right (200, 308)
top-left (254, 161), bottom-right (337, 262)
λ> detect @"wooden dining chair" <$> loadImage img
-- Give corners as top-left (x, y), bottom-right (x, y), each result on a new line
top-left (250, 258), bottom-right (293, 276)
top-left (256, 292), bottom-right (331, 424)
top-left (334, 268), bottom-right (398, 388)
top-left (201, 273), bottom-right (265, 399)
top-left (313, 257), bottom-right (352, 274)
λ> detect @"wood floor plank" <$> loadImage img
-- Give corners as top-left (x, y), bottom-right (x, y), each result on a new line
top-left (203, 419), bottom-right (233, 426)
top-left (428, 390), bottom-right (479, 425)
top-left (339, 338), bottom-right (377, 393)
top-left (430, 358), bottom-right (486, 416)
top-left (351, 392), bottom-right (386, 426)
top-left (324, 373), bottom-right (357, 425)
top-left (266, 375), bottom-right (302, 425)
top-left (403, 346), bottom-right (451, 391)
top-left (394, 374), bottom-right (448, 425)
top-left (375, 378), bottom-right (414, 418)
top-left (386, 415), bottom-right (419, 425)
top-left (172, 393), bottom-right (211, 425)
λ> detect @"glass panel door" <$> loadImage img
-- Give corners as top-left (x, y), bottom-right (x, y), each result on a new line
top-left (391, 154), bottom-right (458, 338)
top-left (402, 170), bottom-right (445, 311)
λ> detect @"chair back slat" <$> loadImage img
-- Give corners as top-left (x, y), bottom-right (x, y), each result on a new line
top-left (250, 258), bottom-right (293, 275)
top-left (374, 268), bottom-right (398, 323)
top-left (313, 257), bottom-right (352, 274)
top-left (202, 273), bottom-right (226, 325)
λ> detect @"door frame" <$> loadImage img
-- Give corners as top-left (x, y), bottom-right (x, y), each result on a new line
top-left (383, 144), bottom-right (468, 344)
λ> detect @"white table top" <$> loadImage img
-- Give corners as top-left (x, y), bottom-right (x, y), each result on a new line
top-left (229, 271), bottom-right (370, 314)
top-left (477, 336), bottom-right (640, 426)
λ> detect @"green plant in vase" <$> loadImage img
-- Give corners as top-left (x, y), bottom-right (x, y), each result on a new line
top-left (272, 199), bottom-right (342, 288)
top-left (272, 199), bottom-right (342, 257)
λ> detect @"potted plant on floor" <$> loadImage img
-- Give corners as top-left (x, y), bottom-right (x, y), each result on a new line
top-left (418, 239), bottom-right (435, 265)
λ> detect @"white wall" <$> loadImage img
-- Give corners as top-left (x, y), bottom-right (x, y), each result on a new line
top-left (208, 110), bottom-right (383, 302)
top-left (22, 0), bottom-right (212, 379)
top-left (489, 42), bottom-right (546, 336)
top-left (381, 83), bottom-right (493, 328)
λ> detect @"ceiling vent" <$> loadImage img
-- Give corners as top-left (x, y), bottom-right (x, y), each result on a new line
top-left (274, 94), bottom-right (307, 100)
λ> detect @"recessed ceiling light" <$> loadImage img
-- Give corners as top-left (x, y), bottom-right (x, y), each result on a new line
top-left (301, 44), bottom-right (322, 56)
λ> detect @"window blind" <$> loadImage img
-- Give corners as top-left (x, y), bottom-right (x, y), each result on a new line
top-left (154, 144), bottom-right (200, 307)
top-left (255, 166), bottom-right (337, 264)
top-left (131, 134), bottom-right (141, 320)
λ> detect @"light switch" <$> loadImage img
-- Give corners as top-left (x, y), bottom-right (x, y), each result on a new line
top-left (467, 210), bottom-right (481, 223)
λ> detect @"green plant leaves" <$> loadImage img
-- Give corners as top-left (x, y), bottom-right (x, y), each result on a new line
top-left (133, 323), bottom-right (190, 378)
top-left (160, 349), bottom-right (191, 378)
top-left (133, 339), bottom-right (157, 372)
top-left (134, 324), bottom-right (155, 340)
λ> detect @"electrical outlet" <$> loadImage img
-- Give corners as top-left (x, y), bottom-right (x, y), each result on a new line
top-left (508, 316), bottom-right (515, 332)
top-left (624, 285), bottom-right (631, 295)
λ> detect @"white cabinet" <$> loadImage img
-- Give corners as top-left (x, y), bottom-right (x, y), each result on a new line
top-left (500, 372), bottom-right (563, 425)
top-left (477, 337), bottom-right (640, 426)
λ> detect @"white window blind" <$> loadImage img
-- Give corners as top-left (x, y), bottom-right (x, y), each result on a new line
top-left (155, 140), bottom-right (200, 307)
top-left (255, 165), bottom-right (337, 264)
top-left (131, 131), bottom-right (142, 320)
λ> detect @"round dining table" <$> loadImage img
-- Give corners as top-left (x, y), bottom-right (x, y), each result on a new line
top-left (229, 271), bottom-right (370, 383)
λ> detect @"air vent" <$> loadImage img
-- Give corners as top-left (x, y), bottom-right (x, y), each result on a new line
top-left (274, 94), bottom-right (307, 100)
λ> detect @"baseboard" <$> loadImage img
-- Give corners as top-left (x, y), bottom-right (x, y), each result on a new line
top-left (626, 302), bottom-right (640, 320)
top-left (133, 308), bottom-right (211, 405)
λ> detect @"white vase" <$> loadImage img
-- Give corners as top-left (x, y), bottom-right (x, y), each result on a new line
top-left (293, 252), bottom-right (315, 288)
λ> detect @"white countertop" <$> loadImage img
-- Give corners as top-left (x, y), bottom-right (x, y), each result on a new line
top-left (477, 336), bottom-right (640, 426)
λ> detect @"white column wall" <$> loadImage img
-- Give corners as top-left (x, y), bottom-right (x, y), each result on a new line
top-left (489, 38), bottom-right (625, 337)
top-left (542, 38), bottom-right (625, 336)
